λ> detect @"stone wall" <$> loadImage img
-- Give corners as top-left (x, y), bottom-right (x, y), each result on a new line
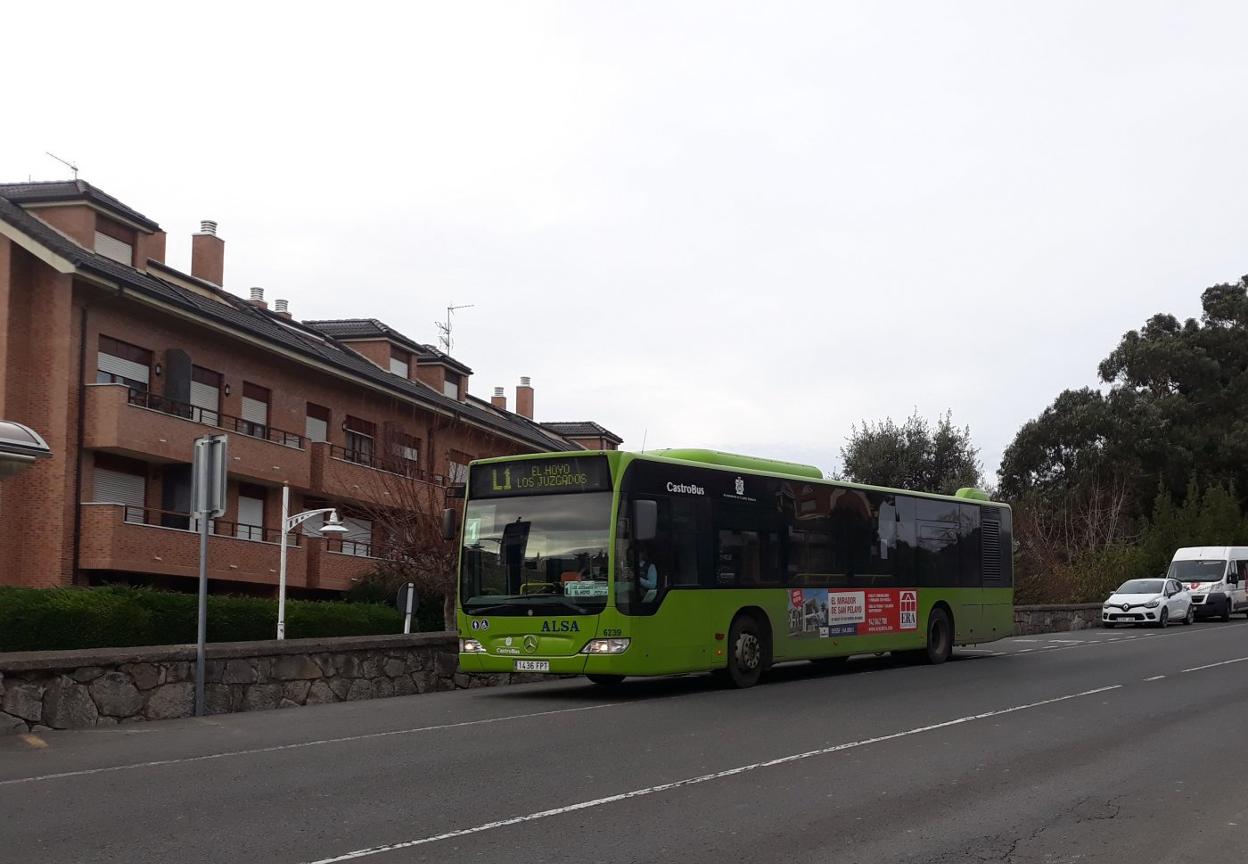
top-left (0, 632), bottom-right (533, 735)
top-left (1013, 603), bottom-right (1103, 635)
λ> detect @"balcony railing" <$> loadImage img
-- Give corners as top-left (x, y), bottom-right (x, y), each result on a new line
top-left (327, 444), bottom-right (446, 485)
top-left (325, 536), bottom-right (376, 558)
top-left (120, 505), bottom-right (301, 546)
top-left (125, 389), bottom-right (305, 449)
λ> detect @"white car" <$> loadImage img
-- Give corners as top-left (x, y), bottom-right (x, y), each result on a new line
top-left (1102, 578), bottom-right (1194, 628)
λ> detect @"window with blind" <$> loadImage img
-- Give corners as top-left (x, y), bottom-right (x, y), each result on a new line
top-left (345, 416), bottom-right (375, 466)
top-left (97, 335), bottom-right (152, 392)
top-left (443, 370), bottom-right (461, 399)
top-left (447, 449), bottom-right (472, 483)
top-left (241, 382), bottom-right (269, 439)
top-left (389, 348), bottom-right (410, 379)
top-left (390, 432), bottom-right (421, 471)
top-left (190, 366), bottom-right (222, 425)
top-left (338, 515), bottom-right (373, 557)
top-left (306, 403), bottom-right (330, 443)
top-left (94, 231), bottom-right (134, 265)
top-left (91, 461), bottom-right (145, 521)
top-left (235, 484), bottom-right (266, 541)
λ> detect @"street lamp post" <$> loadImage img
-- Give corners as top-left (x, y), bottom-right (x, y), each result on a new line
top-left (277, 482), bottom-right (347, 640)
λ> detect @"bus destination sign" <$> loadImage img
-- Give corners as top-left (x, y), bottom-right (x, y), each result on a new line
top-left (470, 457), bottom-right (611, 498)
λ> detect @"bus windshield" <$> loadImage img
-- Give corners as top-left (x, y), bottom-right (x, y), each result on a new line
top-left (459, 492), bottom-right (612, 615)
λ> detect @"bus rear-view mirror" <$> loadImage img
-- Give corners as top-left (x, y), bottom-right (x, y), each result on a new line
top-left (441, 507), bottom-right (458, 541)
top-left (633, 500), bottom-right (657, 542)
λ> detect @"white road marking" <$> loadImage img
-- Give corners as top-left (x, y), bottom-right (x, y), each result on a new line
top-left (1180, 656), bottom-right (1248, 673)
top-left (0, 703), bottom-right (618, 788)
top-left (1012, 639), bottom-right (1040, 643)
top-left (300, 684), bottom-right (1123, 863)
top-left (1144, 675), bottom-right (1166, 682)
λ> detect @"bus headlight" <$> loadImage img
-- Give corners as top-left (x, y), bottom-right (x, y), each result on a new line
top-left (460, 638), bottom-right (486, 653)
top-left (581, 638), bottom-right (630, 655)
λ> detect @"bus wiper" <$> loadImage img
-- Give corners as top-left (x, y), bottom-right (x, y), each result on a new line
top-left (467, 597), bottom-right (590, 616)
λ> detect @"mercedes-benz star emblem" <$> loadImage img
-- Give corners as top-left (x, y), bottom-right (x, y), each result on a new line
top-left (523, 635), bottom-right (539, 654)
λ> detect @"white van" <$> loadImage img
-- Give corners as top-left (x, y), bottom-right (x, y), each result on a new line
top-left (1167, 547), bottom-right (1248, 621)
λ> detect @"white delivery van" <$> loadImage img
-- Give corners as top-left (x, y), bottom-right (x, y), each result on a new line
top-left (1167, 547), bottom-right (1248, 621)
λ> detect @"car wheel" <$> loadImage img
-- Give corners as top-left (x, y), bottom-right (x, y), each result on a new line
top-left (1158, 608), bottom-right (1169, 628)
top-left (925, 607), bottom-right (953, 664)
top-left (1185, 605), bottom-right (1196, 625)
top-left (586, 674), bottom-right (625, 686)
top-left (726, 614), bottom-right (764, 688)
top-left (1221, 600), bottom-right (1232, 622)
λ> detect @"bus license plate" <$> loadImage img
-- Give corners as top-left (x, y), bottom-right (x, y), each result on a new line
top-left (515, 660), bottom-right (549, 672)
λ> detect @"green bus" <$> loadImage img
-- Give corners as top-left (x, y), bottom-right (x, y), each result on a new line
top-left (454, 448), bottom-right (1013, 688)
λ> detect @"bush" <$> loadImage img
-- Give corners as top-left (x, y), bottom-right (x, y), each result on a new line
top-left (0, 586), bottom-right (420, 653)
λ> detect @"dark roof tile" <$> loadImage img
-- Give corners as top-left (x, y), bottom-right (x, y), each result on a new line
top-left (0, 180), bottom-right (161, 231)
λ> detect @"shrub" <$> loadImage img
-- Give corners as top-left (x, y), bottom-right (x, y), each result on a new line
top-left (0, 586), bottom-right (422, 653)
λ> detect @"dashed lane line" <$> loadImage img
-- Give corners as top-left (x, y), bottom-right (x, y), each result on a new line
top-left (298, 684), bottom-right (1123, 863)
top-left (1181, 657), bottom-right (1248, 674)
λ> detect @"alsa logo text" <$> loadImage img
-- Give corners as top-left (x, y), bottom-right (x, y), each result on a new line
top-left (541, 620), bottom-right (581, 632)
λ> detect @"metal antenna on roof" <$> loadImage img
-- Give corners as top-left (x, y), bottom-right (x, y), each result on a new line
top-left (434, 302), bottom-right (474, 353)
top-left (46, 151), bottom-right (79, 180)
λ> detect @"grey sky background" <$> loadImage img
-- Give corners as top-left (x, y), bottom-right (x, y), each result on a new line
top-left (5, 2), bottom-right (1247, 481)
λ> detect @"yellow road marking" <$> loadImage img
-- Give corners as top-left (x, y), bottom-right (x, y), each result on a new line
top-left (19, 734), bottom-right (47, 749)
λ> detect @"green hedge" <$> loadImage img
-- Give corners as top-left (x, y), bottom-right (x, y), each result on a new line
top-left (0, 586), bottom-right (420, 653)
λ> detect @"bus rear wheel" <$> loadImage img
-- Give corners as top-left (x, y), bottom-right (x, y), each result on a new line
top-left (726, 615), bottom-right (764, 688)
top-left (925, 607), bottom-right (953, 665)
top-left (586, 674), bottom-right (625, 686)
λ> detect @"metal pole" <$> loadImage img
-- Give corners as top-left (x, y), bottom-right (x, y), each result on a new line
top-left (404, 583), bottom-right (414, 634)
top-left (195, 509), bottom-right (209, 717)
top-left (277, 482), bottom-right (289, 640)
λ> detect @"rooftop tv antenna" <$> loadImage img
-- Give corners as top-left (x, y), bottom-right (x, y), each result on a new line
top-left (46, 151), bottom-right (79, 180)
top-left (435, 302), bottom-right (474, 353)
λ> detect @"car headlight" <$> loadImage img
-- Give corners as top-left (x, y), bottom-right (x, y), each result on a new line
top-left (581, 638), bottom-right (631, 654)
top-left (1145, 599), bottom-right (1160, 608)
top-left (459, 638), bottom-right (486, 653)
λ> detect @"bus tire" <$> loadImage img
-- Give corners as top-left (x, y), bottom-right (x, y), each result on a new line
top-left (925, 607), bottom-right (953, 665)
top-left (726, 614), bottom-right (765, 688)
top-left (586, 674), bottom-right (625, 686)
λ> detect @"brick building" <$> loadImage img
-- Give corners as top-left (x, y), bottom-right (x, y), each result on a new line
top-left (0, 180), bottom-right (619, 596)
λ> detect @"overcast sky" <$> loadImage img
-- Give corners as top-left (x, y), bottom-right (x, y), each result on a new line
top-left (5, 2), bottom-right (1247, 480)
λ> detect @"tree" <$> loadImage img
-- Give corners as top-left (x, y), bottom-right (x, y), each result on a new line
top-left (839, 410), bottom-right (983, 495)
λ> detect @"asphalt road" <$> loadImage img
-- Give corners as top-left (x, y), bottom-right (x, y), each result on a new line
top-left (3, 619), bottom-right (1247, 864)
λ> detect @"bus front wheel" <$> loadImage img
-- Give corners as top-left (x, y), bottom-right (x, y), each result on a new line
top-left (726, 615), bottom-right (765, 688)
top-left (925, 607), bottom-right (953, 665)
top-left (586, 674), bottom-right (625, 686)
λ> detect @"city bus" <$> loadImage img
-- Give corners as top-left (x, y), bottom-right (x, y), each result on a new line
top-left (453, 448), bottom-right (1013, 688)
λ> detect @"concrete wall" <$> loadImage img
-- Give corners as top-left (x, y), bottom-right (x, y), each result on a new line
top-left (0, 632), bottom-right (539, 735)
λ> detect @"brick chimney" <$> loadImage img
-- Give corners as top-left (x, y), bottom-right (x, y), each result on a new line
top-left (274, 298), bottom-right (291, 319)
top-left (191, 220), bottom-right (224, 285)
top-left (491, 386), bottom-right (507, 411)
top-left (516, 376), bottom-right (534, 419)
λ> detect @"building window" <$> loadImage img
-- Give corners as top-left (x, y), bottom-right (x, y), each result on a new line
top-left (190, 366), bottom-right (222, 426)
top-left (443, 370), bottom-right (461, 400)
top-left (241, 382), bottom-right (270, 439)
top-left (447, 449), bottom-right (472, 484)
top-left (389, 348), bottom-right (410, 379)
top-left (344, 416), bottom-right (375, 466)
top-left (92, 455), bottom-right (146, 524)
top-left (235, 484), bottom-right (266, 541)
top-left (96, 335), bottom-right (151, 392)
top-left (306, 403), bottom-right (330, 443)
top-left (390, 432), bottom-right (421, 473)
top-left (94, 231), bottom-right (133, 266)
top-left (337, 515), bottom-right (373, 557)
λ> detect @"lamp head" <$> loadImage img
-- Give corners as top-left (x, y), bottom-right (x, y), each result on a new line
top-left (318, 510), bottom-right (349, 535)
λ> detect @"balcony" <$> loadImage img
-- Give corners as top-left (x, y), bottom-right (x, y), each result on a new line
top-left (307, 536), bottom-right (381, 591)
top-left (78, 503), bottom-right (307, 587)
top-left (84, 384), bottom-right (311, 488)
top-left (310, 441), bottom-right (446, 508)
